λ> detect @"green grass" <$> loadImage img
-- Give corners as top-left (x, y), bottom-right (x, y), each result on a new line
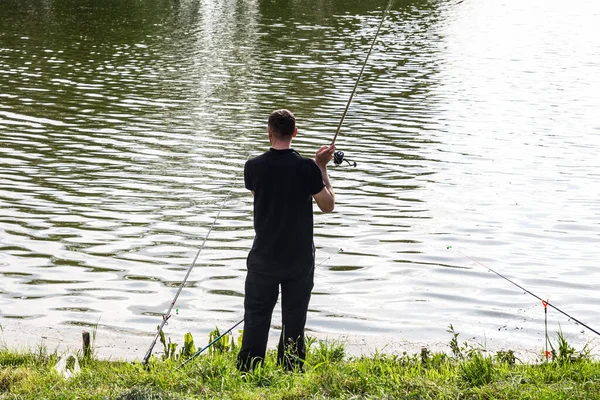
top-left (1, 327), bottom-right (599, 399)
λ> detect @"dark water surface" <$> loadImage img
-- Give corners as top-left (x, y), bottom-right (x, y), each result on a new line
top-left (1, 0), bottom-right (599, 354)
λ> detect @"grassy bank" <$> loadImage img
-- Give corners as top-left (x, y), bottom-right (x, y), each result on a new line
top-left (1, 327), bottom-right (599, 399)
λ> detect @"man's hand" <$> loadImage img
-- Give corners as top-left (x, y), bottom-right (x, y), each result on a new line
top-left (315, 144), bottom-right (336, 168)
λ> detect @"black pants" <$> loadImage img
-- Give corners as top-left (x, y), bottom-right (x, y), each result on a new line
top-left (236, 266), bottom-right (314, 371)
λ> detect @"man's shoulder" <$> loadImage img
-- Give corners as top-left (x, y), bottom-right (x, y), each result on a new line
top-left (300, 155), bottom-right (318, 170)
top-left (287, 150), bottom-right (313, 164)
top-left (293, 152), bottom-right (321, 176)
top-left (245, 151), bottom-right (270, 167)
top-left (245, 149), bottom-right (316, 170)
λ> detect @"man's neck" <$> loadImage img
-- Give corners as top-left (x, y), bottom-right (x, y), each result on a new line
top-left (270, 141), bottom-right (292, 150)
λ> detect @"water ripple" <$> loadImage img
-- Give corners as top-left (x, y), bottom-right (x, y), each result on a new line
top-left (1, 0), bottom-right (599, 352)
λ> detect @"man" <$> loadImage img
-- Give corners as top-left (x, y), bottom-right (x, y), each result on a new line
top-left (237, 109), bottom-right (335, 371)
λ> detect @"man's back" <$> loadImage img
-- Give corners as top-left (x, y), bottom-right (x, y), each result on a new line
top-left (244, 148), bottom-right (324, 273)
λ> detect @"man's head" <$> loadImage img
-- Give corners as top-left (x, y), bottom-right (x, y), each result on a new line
top-left (268, 109), bottom-right (297, 142)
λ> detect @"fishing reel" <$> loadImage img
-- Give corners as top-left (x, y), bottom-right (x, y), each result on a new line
top-left (333, 150), bottom-right (357, 167)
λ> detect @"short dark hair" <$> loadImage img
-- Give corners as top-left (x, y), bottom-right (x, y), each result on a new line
top-left (268, 109), bottom-right (296, 139)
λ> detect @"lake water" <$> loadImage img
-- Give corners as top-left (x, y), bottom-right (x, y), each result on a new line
top-left (1, 0), bottom-right (599, 358)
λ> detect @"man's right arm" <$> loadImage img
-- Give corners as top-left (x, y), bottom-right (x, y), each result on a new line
top-left (313, 145), bottom-right (336, 213)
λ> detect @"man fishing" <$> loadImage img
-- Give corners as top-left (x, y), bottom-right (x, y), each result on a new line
top-left (236, 109), bottom-right (336, 371)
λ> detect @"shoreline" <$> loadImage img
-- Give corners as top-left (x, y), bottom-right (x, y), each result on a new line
top-left (0, 319), bottom-right (572, 364)
top-left (3, 322), bottom-right (600, 400)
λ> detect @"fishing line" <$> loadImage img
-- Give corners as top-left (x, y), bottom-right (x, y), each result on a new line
top-left (177, 248), bottom-right (345, 369)
top-left (448, 246), bottom-right (600, 337)
top-left (141, 167), bottom-right (246, 365)
top-left (331, 0), bottom-right (395, 166)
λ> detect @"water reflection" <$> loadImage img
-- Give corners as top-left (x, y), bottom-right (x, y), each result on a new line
top-left (1, 0), bottom-right (599, 355)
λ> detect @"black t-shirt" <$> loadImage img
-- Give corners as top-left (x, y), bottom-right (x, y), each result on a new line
top-left (244, 148), bottom-right (325, 274)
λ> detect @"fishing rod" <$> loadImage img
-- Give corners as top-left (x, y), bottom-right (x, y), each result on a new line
top-left (448, 246), bottom-right (600, 337)
top-left (177, 248), bottom-right (345, 369)
top-left (331, 0), bottom-right (395, 167)
top-left (141, 172), bottom-right (243, 365)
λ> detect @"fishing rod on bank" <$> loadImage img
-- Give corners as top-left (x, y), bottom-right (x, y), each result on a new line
top-left (141, 171), bottom-right (244, 365)
top-left (448, 246), bottom-right (600, 338)
top-left (331, 0), bottom-right (395, 168)
top-left (177, 248), bottom-right (345, 370)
